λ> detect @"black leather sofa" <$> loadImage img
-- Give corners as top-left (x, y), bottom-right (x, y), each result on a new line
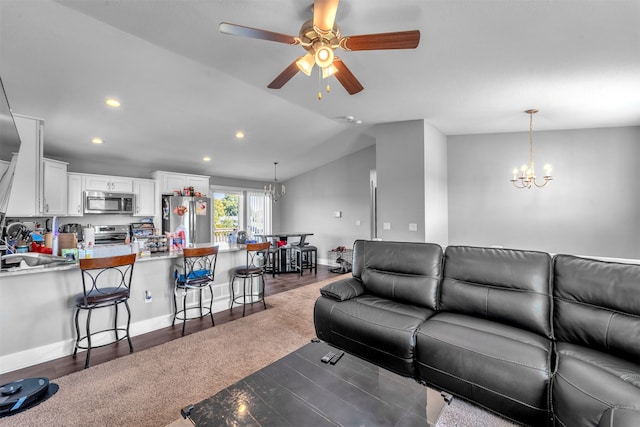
top-left (314, 240), bottom-right (640, 426)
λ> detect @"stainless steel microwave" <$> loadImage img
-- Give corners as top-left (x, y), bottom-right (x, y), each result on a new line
top-left (84, 191), bottom-right (135, 215)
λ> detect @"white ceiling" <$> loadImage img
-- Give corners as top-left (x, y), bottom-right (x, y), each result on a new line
top-left (1, 0), bottom-right (639, 182)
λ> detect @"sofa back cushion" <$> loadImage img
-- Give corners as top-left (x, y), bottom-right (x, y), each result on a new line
top-left (554, 254), bottom-right (640, 363)
top-left (352, 240), bottom-right (443, 310)
top-left (441, 246), bottom-right (553, 338)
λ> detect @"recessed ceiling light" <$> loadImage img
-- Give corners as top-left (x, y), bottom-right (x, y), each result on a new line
top-left (91, 137), bottom-right (104, 144)
top-left (344, 115), bottom-right (363, 125)
top-left (202, 156), bottom-right (211, 162)
top-left (235, 131), bottom-right (245, 140)
top-left (105, 98), bottom-right (121, 108)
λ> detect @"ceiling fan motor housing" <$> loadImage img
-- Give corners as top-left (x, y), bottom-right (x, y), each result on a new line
top-left (299, 18), bottom-right (340, 67)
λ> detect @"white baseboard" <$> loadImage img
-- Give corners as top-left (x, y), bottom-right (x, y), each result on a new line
top-left (0, 296), bottom-right (233, 375)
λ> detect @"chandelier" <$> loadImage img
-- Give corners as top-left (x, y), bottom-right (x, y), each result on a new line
top-left (511, 109), bottom-right (553, 189)
top-left (265, 162), bottom-right (286, 202)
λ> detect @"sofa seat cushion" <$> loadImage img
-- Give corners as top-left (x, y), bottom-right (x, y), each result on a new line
top-left (415, 312), bottom-right (552, 426)
top-left (553, 342), bottom-right (640, 427)
top-left (598, 408), bottom-right (640, 427)
top-left (314, 294), bottom-right (435, 377)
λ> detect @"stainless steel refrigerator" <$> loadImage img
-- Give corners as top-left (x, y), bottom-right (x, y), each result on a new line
top-left (161, 195), bottom-right (212, 246)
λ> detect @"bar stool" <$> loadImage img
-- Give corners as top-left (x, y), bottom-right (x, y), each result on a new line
top-left (172, 246), bottom-right (218, 336)
top-left (258, 235), bottom-right (279, 277)
top-left (229, 242), bottom-right (271, 316)
top-left (294, 245), bottom-right (317, 276)
top-left (73, 253), bottom-right (137, 369)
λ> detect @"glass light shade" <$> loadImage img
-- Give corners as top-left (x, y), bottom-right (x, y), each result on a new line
top-left (322, 64), bottom-right (338, 78)
top-left (314, 45), bottom-right (334, 68)
top-left (296, 53), bottom-right (315, 76)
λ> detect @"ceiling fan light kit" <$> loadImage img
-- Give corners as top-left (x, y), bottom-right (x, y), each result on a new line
top-left (219, 0), bottom-right (420, 99)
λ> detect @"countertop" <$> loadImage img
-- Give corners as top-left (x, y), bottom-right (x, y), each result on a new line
top-left (0, 244), bottom-right (245, 277)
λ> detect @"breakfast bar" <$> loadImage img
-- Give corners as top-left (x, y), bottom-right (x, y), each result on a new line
top-left (0, 246), bottom-right (246, 374)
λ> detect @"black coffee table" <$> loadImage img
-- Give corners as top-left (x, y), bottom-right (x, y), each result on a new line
top-left (182, 340), bottom-right (447, 426)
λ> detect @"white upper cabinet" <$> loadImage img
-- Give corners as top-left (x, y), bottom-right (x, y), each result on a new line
top-left (42, 158), bottom-right (68, 215)
top-left (67, 173), bottom-right (83, 216)
top-left (152, 171), bottom-right (210, 196)
top-left (133, 178), bottom-right (155, 217)
top-left (83, 174), bottom-right (133, 193)
top-left (6, 115), bottom-right (43, 217)
top-left (185, 176), bottom-right (210, 196)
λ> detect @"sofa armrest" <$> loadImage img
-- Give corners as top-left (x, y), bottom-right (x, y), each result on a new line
top-left (320, 277), bottom-right (365, 301)
top-left (598, 408), bottom-right (640, 427)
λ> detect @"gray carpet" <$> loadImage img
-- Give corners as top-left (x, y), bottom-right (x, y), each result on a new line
top-left (1, 275), bottom-right (515, 426)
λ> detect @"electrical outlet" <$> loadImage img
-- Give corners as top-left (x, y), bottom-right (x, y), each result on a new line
top-left (144, 290), bottom-right (152, 303)
top-left (355, 220), bottom-right (361, 226)
top-left (409, 223), bottom-right (418, 231)
top-left (383, 222), bottom-right (391, 230)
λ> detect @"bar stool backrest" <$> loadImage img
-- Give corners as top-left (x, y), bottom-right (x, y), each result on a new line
top-left (178, 246), bottom-right (219, 284)
top-left (78, 253), bottom-right (137, 306)
top-left (246, 242), bottom-right (271, 268)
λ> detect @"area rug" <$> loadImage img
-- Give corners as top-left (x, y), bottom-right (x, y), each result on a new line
top-left (0, 274), bottom-right (514, 427)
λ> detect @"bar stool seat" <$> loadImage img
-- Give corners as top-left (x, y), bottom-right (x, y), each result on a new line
top-left (73, 253), bottom-right (137, 369)
top-left (172, 246), bottom-right (218, 336)
top-left (229, 242), bottom-right (271, 316)
top-left (294, 245), bottom-right (317, 276)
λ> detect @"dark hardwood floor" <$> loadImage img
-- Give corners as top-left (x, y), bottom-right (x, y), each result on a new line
top-left (0, 265), bottom-right (341, 384)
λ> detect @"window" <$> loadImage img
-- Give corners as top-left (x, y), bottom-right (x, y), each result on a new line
top-left (212, 188), bottom-right (271, 245)
top-left (248, 191), bottom-right (271, 238)
top-left (213, 191), bottom-right (240, 243)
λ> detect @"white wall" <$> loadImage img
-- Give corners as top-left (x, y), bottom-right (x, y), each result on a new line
top-left (424, 122), bottom-right (449, 246)
top-left (448, 126), bottom-right (640, 259)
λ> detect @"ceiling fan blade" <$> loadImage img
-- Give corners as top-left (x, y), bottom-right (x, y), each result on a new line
top-left (219, 22), bottom-right (299, 45)
top-left (267, 60), bottom-right (301, 89)
top-left (332, 58), bottom-right (363, 95)
top-left (340, 30), bottom-right (420, 51)
top-left (313, 0), bottom-right (339, 34)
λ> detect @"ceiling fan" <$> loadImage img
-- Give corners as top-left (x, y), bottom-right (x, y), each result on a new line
top-left (219, 0), bottom-right (420, 98)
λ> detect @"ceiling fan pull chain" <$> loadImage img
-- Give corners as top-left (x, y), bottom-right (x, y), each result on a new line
top-left (317, 67), bottom-right (323, 100)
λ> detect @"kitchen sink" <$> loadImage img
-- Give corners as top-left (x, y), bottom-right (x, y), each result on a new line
top-left (1, 253), bottom-right (74, 270)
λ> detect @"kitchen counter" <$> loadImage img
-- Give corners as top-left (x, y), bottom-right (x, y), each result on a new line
top-left (0, 244), bottom-right (246, 277)
top-left (0, 244), bottom-right (249, 374)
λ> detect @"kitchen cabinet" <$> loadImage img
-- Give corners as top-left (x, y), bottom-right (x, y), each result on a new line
top-left (83, 174), bottom-right (133, 193)
top-left (185, 176), bottom-right (210, 196)
top-left (67, 173), bottom-right (83, 216)
top-left (133, 178), bottom-right (155, 217)
top-left (42, 158), bottom-right (68, 215)
top-left (152, 171), bottom-right (210, 196)
top-left (6, 115), bottom-right (43, 217)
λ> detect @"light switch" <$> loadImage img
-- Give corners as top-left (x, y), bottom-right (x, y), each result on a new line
top-left (383, 222), bottom-right (391, 230)
top-left (333, 211), bottom-right (342, 218)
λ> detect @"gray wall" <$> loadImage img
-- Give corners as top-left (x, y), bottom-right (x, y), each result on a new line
top-left (448, 126), bottom-right (640, 259)
top-left (375, 120), bottom-right (426, 242)
top-left (279, 144), bottom-right (376, 261)
top-left (424, 122), bottom-right (449, 245)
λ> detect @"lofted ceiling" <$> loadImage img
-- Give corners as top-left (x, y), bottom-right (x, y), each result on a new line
top-left (1, 0), bottom-right (639, 182)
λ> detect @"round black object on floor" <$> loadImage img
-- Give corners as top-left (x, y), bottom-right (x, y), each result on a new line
top-left (0, 377), bottom-right (58, 417)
